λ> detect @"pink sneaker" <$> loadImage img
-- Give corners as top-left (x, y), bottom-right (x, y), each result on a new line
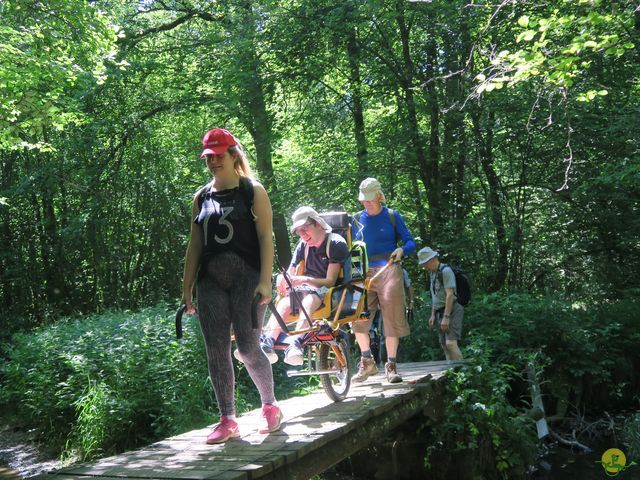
top-left (259, 404), bottom-right (283, 434)
top-left (206, 416), bottom-right (240, 444)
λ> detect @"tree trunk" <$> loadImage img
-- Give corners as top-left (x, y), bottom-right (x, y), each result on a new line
top-left (0, 152), bottom-right (15, 314)
top-left (410, 173), bottom-right (428, 243)
top-left (471, 109), bottom-right (508, 291)
top-left (251, 111), bottom-right (292, 267)
top-left (236, 1), bottom-right (291, 267)
top-left (35, 135), bottom-right (68, 311)
top-left (423, 28), bottom-right (442, 234)
top-left (395, 0), bottom-right (439, 239)
top-left (509, 139), bottom-right (531, 289)
top-left (455, 10), bottom-right (471, 231)
top-left (346, 26), bottom-right (368, 174)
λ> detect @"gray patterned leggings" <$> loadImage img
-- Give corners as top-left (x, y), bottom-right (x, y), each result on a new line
top-left (197, 252), bottom-right (275, 416)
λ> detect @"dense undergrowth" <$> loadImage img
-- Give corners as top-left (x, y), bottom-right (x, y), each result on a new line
top-left (1, 293), bottom-right (639, 475)
top-left (401, 292), bottom-right (640, 479)
top-left (0, 305), bottom-right (312, 461)
top-left (404, 292), bottom-right (640, 414)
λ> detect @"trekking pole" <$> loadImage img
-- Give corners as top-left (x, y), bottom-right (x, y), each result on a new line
top-left (175, 304), bottom-right (186, 340)
top-left (228, 294), bottom-right (263, 342)
top-left (365, 257), bottom-right (396, 289)
top-left (278, 262), bottom-right (314, 330)
top-left (251, 293), bottom-right (260, 329)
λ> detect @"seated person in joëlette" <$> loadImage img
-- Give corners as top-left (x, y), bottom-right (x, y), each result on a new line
top-left (255, 206), bottom-right (348, 366)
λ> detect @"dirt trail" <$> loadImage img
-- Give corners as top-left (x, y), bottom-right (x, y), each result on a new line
top-left (0, 427), bottom-right (63, 479)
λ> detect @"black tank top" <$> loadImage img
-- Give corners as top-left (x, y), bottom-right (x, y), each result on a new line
top-left (195, 179), bottom-right (261, 273)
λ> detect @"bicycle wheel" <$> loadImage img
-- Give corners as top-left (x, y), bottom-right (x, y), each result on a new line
top-left (319, 336), bottom-right (351, 402)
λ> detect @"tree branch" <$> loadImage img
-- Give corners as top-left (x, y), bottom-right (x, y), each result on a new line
top-left (120, 10), bottom-right (222, 49)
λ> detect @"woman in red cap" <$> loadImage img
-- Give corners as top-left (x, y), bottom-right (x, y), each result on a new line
top-left (181, 128), bottom-right (282, 444)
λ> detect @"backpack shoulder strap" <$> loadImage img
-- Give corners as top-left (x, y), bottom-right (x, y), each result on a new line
top-left (198, 179), bottom-right (252, 209)
top-left (437, 263), bottom-right (449, 288)
top-left (353, 208), bottom-right (397, 244)
top-left (303, 242), bottom-right (309, 274)
top-left (238, 176), bottom-right (254, 206)
top-left (326, 233), bottom-right (333, 258)
top-left (387, 208), bottom-right (397, 229)
top-left (196, 183), bottom-right (212, 209)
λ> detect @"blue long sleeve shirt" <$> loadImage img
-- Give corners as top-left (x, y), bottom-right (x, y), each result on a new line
top-left (352, 207), bottom-right (416, 267)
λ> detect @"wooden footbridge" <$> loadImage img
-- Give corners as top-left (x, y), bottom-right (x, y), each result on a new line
top-left (41, 361), bottom-right (462, 480)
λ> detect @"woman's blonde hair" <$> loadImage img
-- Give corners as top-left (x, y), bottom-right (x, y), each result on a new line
top-left (228, 144), bottom-right (255, 180)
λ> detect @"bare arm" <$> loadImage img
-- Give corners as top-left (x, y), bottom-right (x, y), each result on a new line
top-left (440, 288), bottom-right (456, 332)
top-left (444, 288), bottom-right (455, 316)
top-left (181, 192), bottom-right (204, 313)
top-left (428, 274), bottom-right (436, 328)
top-left (252, 181), bottom-right (274, 304)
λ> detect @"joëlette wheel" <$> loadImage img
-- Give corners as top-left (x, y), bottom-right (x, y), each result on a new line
top-left (319, 336), bottom-right (351, 401)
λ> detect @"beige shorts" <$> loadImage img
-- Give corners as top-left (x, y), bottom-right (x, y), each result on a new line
top-left (435, 302), bottom-right (464, 343)
top-left (351, 263), bottom-right (410, 338)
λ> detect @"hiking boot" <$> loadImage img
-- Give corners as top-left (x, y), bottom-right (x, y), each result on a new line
top-left (206, 416), bottom-right (240, 444)
top-left (385, 361), bottom-right (402, 384)
top-left (259, 404), bottom-right (283, 434)
top-left (352, 356), bottom-right (379, 383)
top-left (260, 336), bottom-right (278, 364)
top-left (284, 343), bottom-right (304, 366)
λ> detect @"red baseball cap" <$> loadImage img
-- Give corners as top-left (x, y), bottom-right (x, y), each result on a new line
top-left (200, 128), bottom-right (238, 157)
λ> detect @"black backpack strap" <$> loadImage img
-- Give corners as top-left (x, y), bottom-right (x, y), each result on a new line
top-left (435, 263), bottom-right (444, 294)
top-left (238, 176), bottom-right (254, 207)
top-left (387, 208), bottom-right (396, 228)
top-left (196, 182), bottom-right (213, 211)
top-left (435, 263), bottom-right (453, 294)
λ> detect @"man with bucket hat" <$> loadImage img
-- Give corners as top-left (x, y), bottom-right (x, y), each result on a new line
top-left (418, 247), bottom-right (464, 361)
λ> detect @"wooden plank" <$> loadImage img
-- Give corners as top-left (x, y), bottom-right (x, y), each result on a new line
top-left (256, 381), bottom-right (446, 479)
top-left (43, 361), bottom-right (460, 480)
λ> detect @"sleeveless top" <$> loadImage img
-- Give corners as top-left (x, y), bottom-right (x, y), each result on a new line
top-left (194, 180), bottom-right (261, 273)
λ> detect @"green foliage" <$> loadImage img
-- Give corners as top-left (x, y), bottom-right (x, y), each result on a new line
top-left (404, 292), bottom-right (640, 477)
top-left (0, 305), bottom-right (215, 459)
top-left (405, 292), bottom-right (640, 415)
top-left (0, 0), bottom-right (119, 150)
top-left (70, 380), bottom-right (114, 460)
top-left (1, 0), bottom-right (639, 470)
top-left (0, 304), bottom-right (317, 459)
top-left (424, 348), bottom-right (537, 480)
top-left (476, 1), bottom-right (636, 95)
top-left (622, 413), bottom-right (640, 461)
top-left (464, 293), bottom-right (640, 413)
top-left (2, 0), bottom-right (639, 333)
